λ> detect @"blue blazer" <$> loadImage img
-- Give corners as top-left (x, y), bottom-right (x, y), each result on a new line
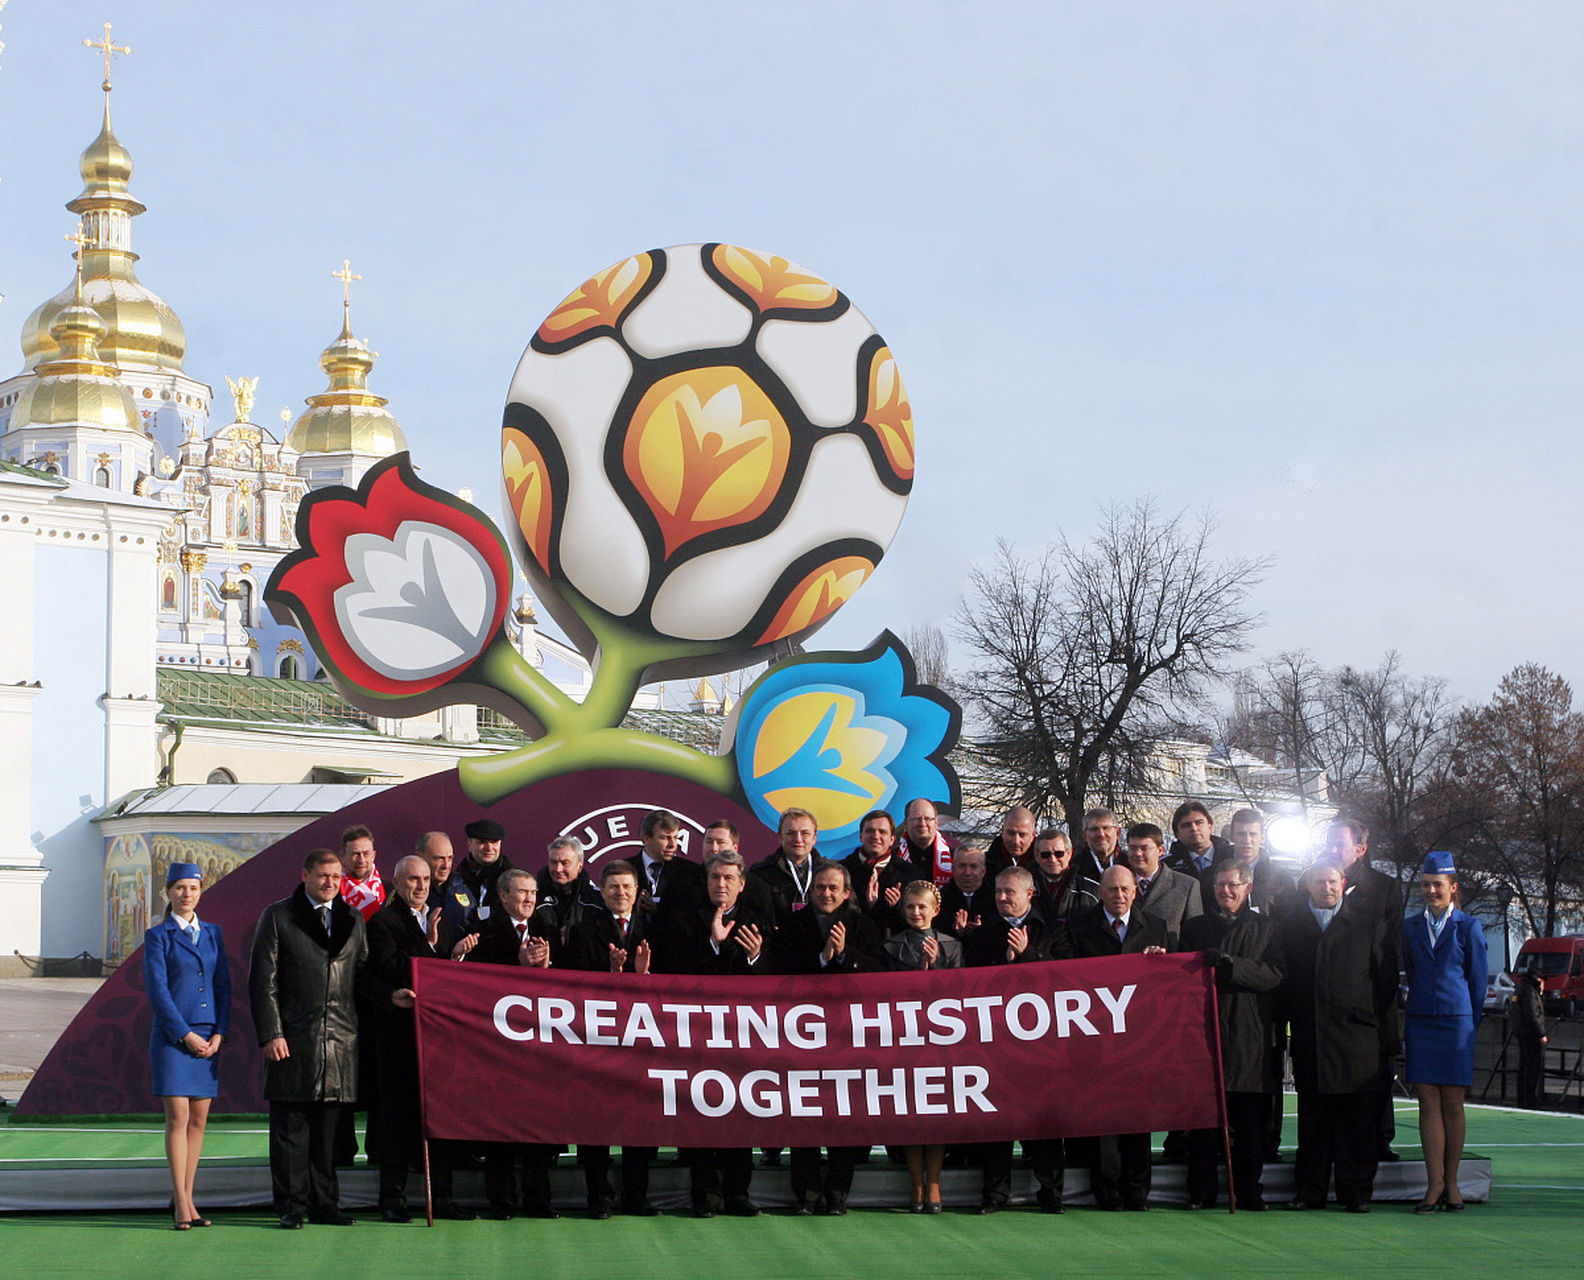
top-left (143, 915), bottom-right (232, 1046)
top-left (1402, 908), bottom-right (1487, 1021)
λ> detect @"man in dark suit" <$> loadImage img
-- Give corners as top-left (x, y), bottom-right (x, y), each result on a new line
top-left (1070, 865), bottom-right (1169, 1211)
top-left (842, 808), bottom-right (924, 935)
top-left (465, 868), bottom-right (557, 1218)
top-left (416, 831), bottom-right (477, 941)
top-left (533, 834), bottom-right (604, 962)
top-left (563, 860), bottom-right (661, 1218)
top-left (749, 806), bottom-right (829, 933)
top-left (1165, 801), bottom-right (1232, 881)
top-left (939, 844), bottom-right (994, 942)
top-left (1180, 862), bottom-right (1284, 1211)
top-left (656, 851), bottom-right (773, 1217)
top-left (979, 805), bottom-right (1037, 879)
top-left (1028, 829), bottom-right (1098, 927)
top-left (1127, 823), bottom-right (1203, 949)
top-left (1278, 861), bottom-right (1399, 1212)
top-left (1077, 807), bottom-right (1124, 885)
top-left (777, 862), bottom-right (883, 1213)
top-left (967, 865), bottom-right (1072, 1214)
top-left (249, 849), bottom-right (367, 1229)
top-left (360, 856), bottom-right (477, 1222)
top-left (1323, 818), bottom-right (1405, 1161)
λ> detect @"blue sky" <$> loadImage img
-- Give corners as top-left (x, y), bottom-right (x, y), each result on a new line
top-left (2, 2), bottom-right (1580, 705)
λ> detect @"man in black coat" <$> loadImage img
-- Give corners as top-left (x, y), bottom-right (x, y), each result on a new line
top-left (1278, 861), bottom-right (1399, 1212)
top-left (749, 806), bottom-right (829, 933)
top-left (1165, 800), bottom-right (1233, 883)
top-left (1126, 822), bottom-right (1203, 949)
top-left (533, 834), bottom-right (605, 962)
top-left (1028, 829), bottom-right (1098, 927)
top-left (359, 856), bottom-right (477, 1222)
top-left (1070, 865), bottom-right (1169, 1211)
top-left (777, 863), bottom-right (883, 1214)
top-left (655, 851), bottom-right (774, 1217)
top-left (417, 831), bottom-right (477, 941)
top-left (1322, 818), bottom-right (1405, 1161)
top-left (249, 848), bottom-right (367, 1229)
top-left (842, 808), bottom-right (925, 935)
top-left (1513, 970), bottom-right (1549, 1109)
top-left (1076, 807), bottom-right (1124, 885)
top-left (1180, 862), bottom-right (1284, 1210)
top-left (452, 818), bottom-right (513, 929)
top-left (978, 805), bottom-right (1037, 880)
top-left (464, 868), bottom-right (558, 1218)
top-left (938, 845), bottom-right (995, 941)
top-left (563, 860), bottom-right (661, 1218)
top-left (967, 866), bottom-right (1072, 1214)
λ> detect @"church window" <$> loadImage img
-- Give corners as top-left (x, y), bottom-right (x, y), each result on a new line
top-left (206, 768), bottom-right (237, 785)
top-left (94, 466), bottom-right (112, 487)
top-left (278, 653), bottom-right (301, 680)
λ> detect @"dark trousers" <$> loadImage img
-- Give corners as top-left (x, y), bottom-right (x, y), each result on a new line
top-left (269, 1100), bottom-right (348, 1215)
top-left (1187, 1092), bottom-right (1271, 1207)
top-left (581, 1144), bottom-right (654, 1211)
top-left (789, 1146), bottom-right (865, 1209)
top-left (379, 1138), bottom-right (459, 1210)
top-left (484, 1142), bottom-right (556, 1212)
top-left (1091, 1133), bottom-right (1150, 1209)
top-left (684, 1147), bottom-right (753, 1209)
top-left (1517, 1036), bottom-right (1546, 1109)
top-left (981, 1139), bottom-right (1064, 1208)
top-left (1265, 1088), bottom-right (1285, 1160)
top-left (1376, 1060), bottom-right (1397, 1155)
top-left (1295, 1091), bottom-right (1378, 1208)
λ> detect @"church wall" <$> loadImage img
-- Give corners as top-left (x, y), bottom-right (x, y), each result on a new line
top-left (32, 544), bottom-right (112, 958)
top-left (173, 723), bottom-right (489, 787)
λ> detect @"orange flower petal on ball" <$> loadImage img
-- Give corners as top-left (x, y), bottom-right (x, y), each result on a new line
top-left (624, 367), bottom-right (791, 556)
top-left (503, 430), bottom-right (554, 570)
top-left (758, 555), bottom-right (876, 644)
top-left (536, 252), bottom-right (654, 344)
top-left (712, 244), bottom-right (839, 312)
top-left (863, 346), bottom-right (914, 482)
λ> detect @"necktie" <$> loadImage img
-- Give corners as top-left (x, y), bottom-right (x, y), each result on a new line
top-left (319, 905), bottom-right (332, 935)
top-left (617, 917), bottom-right (628, 941)
top-left (185, 923), bottom-right (199, 945)
top-left (516, 921), bottom-right (527, 944)
top-left (1112, 916), bottom-right (1125, 942)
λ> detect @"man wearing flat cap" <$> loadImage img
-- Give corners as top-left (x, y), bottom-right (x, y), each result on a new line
top-left (454, 818), bottom-right (512, 930)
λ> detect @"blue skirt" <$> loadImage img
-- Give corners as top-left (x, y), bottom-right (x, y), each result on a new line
top-left (1404, 1014), bottom-right (1476, 1087)
top-left (150, 1023), bottom-right (220, 1099)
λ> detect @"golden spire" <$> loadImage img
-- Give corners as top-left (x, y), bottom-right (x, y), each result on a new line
top-left (332, 259), bottom-right (362, 329)
top-left (64, 222), bottom-right (92, 298)
top-left (84, 22), bottom-right (132, 94)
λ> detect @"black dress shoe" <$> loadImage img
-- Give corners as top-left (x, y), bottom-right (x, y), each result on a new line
top-left (977, 1202), bottom-right (1003, 1215)
top-left (588, 1207), bottom-right (612, 1220)
top-left (278, 1212), bottom-right (304, 1230)
top-left (791, 1203), bottom-right (815, 1216)
top-left (1344, 1203), bottom-right (1371, 1214)
top-left (1123, 1202), bottom-right (1149, 1212)
top-left (623, 1201), bottom-right (661, 1217)
top-left (1286, 1200), bottom-right (1321, 1211)
top-left (725, 1197), bottom-right (761, 1217)
top-left (693, 1205), bottom-right (717, 1219)
top-left (433, 1203), bottom-right (477, 1221)
top-left (380, 1205), bottom-right (411, 1224)
top-left (820, 1202), bottom-right (848, 1216)
top-left (525, 1206), bottom-right (560, 1219)
top-left (488, 1206), bottom-right (515, 1221)
top-left (1185, 1199), bottom-right (1213, 1211)
top-left (308, 1208), bottom-right (356, 1226)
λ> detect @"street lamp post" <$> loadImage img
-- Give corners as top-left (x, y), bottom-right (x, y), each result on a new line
top-left (1495, 883), bottom-right (1515, 975)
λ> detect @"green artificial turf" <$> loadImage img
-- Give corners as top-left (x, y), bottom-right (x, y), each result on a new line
top-left (1, 1102), bottom-right (1578, 1280)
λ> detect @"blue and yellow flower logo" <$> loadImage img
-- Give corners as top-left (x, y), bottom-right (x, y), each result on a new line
top-left (729, 632), bottom-right (961, 845)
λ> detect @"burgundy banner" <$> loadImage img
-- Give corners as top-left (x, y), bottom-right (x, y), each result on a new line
top-left (413, 954), bottom-right (1222, 1147)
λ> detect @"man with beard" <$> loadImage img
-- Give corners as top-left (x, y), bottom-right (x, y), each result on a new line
top-left (339, 825), bottom-right (385, 922)
top-left (1180, 862), bottom-right (1284, 1210)
top-left (778, 863), bottom-right (883, 1213)
top-left (563, 860), bottom-right (661, 1219)
top-left (359, 855), bottom-right (477, 1222)
top-left (533, 835), bottom-right (604, 961)
top-left (1077, 808), bottom-right (1124, 884)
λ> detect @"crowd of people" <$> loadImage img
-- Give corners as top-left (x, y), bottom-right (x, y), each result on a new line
top-left (142, 801), bottom-right (1489, 1228)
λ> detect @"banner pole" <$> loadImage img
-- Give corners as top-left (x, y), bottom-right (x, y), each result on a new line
top-left (412, 957), bottom-right (435, 1227)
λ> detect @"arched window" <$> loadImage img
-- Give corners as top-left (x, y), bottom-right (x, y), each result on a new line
top-left (94, 466), bottom-right (112, 487)
top-left (278, 653), bottom-right (301, 680)
top-left (206, 768), bottom-right (237, 785)
top-left (238, 581), bottom-right (254, 627)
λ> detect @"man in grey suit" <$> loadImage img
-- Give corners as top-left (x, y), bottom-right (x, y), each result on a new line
top-left (1126, 823), bottom-right (1202, 948)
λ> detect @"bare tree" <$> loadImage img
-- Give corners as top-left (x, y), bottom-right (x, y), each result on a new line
top-left (1223, 650), bottom-right (1334, 814)
top-left (1453, 664), bottom-right (1584, 937)
top-left (900, 624), bottom-right (952, 691)
top-left (954, 500), bottom-right (1267, 842)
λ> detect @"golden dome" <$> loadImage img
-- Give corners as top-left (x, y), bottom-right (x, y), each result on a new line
top-left (77, 101), bottom-right (136, 197)
top-left (18, 98), bottom-right (185, 373)
top-left (9, 281), bottom-right (140, 434)
top-left (286, 310), bottom-right (408, 456)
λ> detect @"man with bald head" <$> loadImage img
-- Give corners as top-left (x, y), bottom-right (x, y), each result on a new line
top-left (360, 855), bottom-right (476, 1222)
top-left (900, 798), bottom-right (954, 887)
top-left (1071, 865), bottom-right (1168, 1211)
top-left (417, 831), bottom-right (474, 940)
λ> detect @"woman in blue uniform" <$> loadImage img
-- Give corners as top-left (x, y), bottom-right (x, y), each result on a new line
top-left (144, 861), bottom-right (232, 1229)
top-left (1402, 850), bottom-right (1487, 1213)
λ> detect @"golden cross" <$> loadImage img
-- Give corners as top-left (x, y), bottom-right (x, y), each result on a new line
top-left (84, 22), bottom-right (132, 92)
top-left (64, 222), bottom-right (92, 287)
top-left (332, 259), bottom-right (362, 309)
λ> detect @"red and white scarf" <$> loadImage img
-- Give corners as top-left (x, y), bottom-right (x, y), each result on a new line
top-left (901, 833), bottom-right (954, 887)
top-left (341, 867), bottom-right (385, 921)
